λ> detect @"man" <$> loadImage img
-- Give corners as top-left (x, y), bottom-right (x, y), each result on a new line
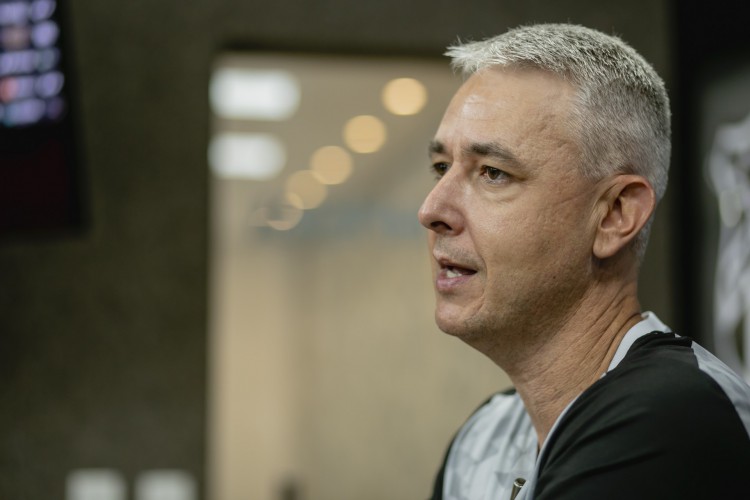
top-left (420, 24), bottom-right (750, 499)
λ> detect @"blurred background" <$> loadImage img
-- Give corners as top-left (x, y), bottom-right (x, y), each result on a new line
top-left (1, 0), bottom-right (748, 499)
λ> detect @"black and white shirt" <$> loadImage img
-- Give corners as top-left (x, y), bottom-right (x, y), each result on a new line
top-left (431, 312), bottom-right (750, 499)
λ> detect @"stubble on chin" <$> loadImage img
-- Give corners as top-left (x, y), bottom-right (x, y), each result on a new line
top-left (435, 301), bottom-right (548, 367)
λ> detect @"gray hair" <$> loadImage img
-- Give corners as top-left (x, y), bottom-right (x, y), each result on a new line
top-left (446, 24), bottom-right (671, 260)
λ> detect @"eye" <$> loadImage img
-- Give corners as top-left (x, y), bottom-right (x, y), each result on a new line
top-left (481, 166), bottom-right (509, 182)
top-left (431, 162), bottom-right (450, 179)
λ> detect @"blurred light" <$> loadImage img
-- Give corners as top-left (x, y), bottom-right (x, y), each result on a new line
top-left (35, 70), bottom-right (63, 97)
top-left (208, 132), bottom-right (286, 180)
top-left (382, 77), bottom-right (427, 115)
top-left (0, 2), bottom-right (30, 25)
top-left (285, 170), bottom-right (327, 209)
top-left (45, 95), bottom-right (64, 119)
top-left (36, 47), bottom-right (59, 71)
top-left (67, 469), bottom-right (125, 500)
top-left (343, 115), bottom-right (386, 153)
top-left (266, 202), bottom-right (304, 231)
top-left (4, 97), bottom-right (44, 125)
top-left (210, 68), bottom-right (300, 121)
top-left (310, 145), bottom-right (352, 185)
top-left (30, 0), bottom-right (57, 22)
top-left (31, 20), bottom-right (59, 48)
top-left (0, 50), bottom-right (36, 76)
top-left (5, 75), bottom-right (36, 100)
top-left (0, 77), bottom-right (18, 101)
top-left (1, 25), bottom-right (30, 50)
top-left (135, 470), bottom-right (196, 500)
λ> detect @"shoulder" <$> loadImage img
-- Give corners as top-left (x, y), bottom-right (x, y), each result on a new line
top-left (434, 389), bottom-right (536, 500)
top-left (450, 389), bottom-right (533, 462)
top-left (587, 333), bottom-right (743, 418)
top-left (535, 332), bottom-right (750, 500)
top-left (588, 332), bottom-right (750, 429)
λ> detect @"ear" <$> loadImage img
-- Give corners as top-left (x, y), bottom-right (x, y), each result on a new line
top-left (593, 175), bottom-right (656, 259)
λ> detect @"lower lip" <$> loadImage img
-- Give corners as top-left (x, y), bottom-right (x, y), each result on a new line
top-left (436, 270), bottom-right (475, 292)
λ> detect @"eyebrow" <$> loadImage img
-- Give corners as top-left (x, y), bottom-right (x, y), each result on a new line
top-left (428, 140), bottom-right (445, 156)
top-left (429, 140), bottom-right (525, 169)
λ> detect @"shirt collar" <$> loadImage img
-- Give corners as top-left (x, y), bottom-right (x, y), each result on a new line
top-left (606, 311), bottom-right (671, 372)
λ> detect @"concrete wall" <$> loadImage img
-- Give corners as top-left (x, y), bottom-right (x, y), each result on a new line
top-left (0, 1), bottom-right (672, 499)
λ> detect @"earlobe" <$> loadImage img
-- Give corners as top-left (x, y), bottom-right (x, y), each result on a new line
top-left (593, 175), bottom-right (656, 259)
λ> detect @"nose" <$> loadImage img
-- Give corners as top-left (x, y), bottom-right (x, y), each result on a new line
top-left (418, 175), bottom-right (462, 234)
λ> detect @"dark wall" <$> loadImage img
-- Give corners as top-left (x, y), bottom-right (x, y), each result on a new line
top-left (0, 1), bottom-right (671, 499)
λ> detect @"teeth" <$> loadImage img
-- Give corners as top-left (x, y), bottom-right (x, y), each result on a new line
top-left (446, 268), bottom-right (462, 278)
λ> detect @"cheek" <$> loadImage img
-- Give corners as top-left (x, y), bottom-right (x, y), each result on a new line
top-left (426, 231), bottom-right (436, 247)
top-left (426, 233), bottom-right (438, 272)
top-left (535, 212), bottom-right (595, 279)
top-left (483, 205), bottom-right (584, 274)
top-left (475, 211), bottom-right (542, 277)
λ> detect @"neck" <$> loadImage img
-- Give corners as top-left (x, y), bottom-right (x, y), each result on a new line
top-left (495, 280), bottom-right (643, 447)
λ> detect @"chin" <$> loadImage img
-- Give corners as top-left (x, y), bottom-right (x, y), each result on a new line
top-left (434, 310), bottom-right (479, 340)
top-left (435, 297), bottom-right (483, 329)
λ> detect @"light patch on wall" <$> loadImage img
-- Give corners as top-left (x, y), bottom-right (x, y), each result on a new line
top-left (210, 68), bottom-right (300, 121)
top-left (208, 132), bottom-right (286, 180)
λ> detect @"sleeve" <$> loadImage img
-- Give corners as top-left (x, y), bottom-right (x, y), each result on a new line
top-left (533, 354), bottom-right (750, 500)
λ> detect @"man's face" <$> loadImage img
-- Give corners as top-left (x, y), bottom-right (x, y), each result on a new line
top-left (418, 67), bottom-right (601, 348)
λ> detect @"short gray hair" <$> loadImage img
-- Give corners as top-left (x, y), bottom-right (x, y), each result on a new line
top-left (446, 24), bottom-right (671, 260)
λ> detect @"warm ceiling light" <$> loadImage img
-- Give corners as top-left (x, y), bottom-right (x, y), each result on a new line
top-left (310, 145), bottom-right (353, 185)
top-left (285, 170), bottom-right (327, 209)
top-left (343, 115), bottom-right (386, 153)
top-left (382, 77), bottom-right (427, 116)
top-left (208, 132), bottom-right (286, 180)
top-left (210, 68), bottom-right (300, 120)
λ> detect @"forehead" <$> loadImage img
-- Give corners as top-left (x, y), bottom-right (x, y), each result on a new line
top-left (450, 67), bottom-right (574, 120)
top-left (435, 67), bottom-right (578, 164)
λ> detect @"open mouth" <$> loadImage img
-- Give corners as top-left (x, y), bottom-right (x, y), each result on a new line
top-left (435, 258), bottom-right (477, 292)
top-left (444, 265), bottom-right (476, 278)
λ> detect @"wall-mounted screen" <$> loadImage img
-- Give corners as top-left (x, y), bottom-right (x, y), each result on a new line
top-left (0, 0), bottom-right (84, 236)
